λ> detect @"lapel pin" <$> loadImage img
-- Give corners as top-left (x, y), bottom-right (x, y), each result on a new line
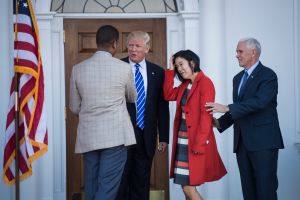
top-left (152, 72), bottom-right (155, 75)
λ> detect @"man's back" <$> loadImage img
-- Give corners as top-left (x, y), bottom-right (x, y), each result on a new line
top-left (69, 51), bottom-right (136, 153)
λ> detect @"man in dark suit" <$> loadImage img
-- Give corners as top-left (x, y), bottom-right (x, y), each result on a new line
top-left (117, 31), bottom-right (169, 200)
top-left (205, 38), bottom-right (284, 200)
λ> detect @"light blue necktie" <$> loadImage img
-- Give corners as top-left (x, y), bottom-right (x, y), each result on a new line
top-left (238, 70), bottom-right (249, 95)
top-left (135, 63), bottom-right (145, 129)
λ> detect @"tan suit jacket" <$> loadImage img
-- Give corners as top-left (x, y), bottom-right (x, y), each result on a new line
top-left (69, 51), bottom-right (137, 153)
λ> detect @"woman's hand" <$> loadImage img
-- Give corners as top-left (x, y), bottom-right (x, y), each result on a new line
top-left (168, 55), bottom-right (174, 70)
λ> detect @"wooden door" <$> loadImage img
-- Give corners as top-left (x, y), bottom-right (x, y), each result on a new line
top-left (64, 19), bottom-right (169, 200)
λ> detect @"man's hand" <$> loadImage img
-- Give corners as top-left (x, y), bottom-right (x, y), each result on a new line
top-left (205, 102), bottom-right (229, 114)
top-left (158, 142), bottom-right (168, 153)
top-left (212, 117), bottom-right (221, 129)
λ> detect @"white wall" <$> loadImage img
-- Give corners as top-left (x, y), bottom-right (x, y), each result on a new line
top-left (170, 2), bottom-right (300, 199)
top-left (0, 0), bottom-right (13, 199)
top-left (220, 0), bottom-right (300, 199)
top-left (0, 1), bottom-right (63, 199)
top-left (198, 0), bottom-right (230, 199)
top-left (1, 0), bottom-right (299, 200)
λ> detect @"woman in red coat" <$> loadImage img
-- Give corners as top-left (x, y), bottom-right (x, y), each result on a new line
top-left (164, 50), bottom-right (227, 200)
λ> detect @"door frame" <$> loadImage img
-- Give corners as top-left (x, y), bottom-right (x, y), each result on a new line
top-left (48, 10), bottom-right (200, 200)
top-left (64, 18), bottom-right (169, 200)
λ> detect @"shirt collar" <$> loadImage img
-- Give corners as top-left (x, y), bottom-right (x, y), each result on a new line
top-left (245, 60), bottom-right (259, 76)
top-left (95, 50), bottom-right (112, 57)
top-left (129, 58), bottom-right (146, 69)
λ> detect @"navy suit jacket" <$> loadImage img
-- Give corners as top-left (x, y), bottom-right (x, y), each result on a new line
top-left (122, 57), bottom-right (170, 157)
top-left (218, 62), bottom-right (284, 152)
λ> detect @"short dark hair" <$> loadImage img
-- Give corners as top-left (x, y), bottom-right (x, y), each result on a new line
top-left (96, 25), bottom-right (119, 47)
top-left (173, 50), bottom-right (201, 81)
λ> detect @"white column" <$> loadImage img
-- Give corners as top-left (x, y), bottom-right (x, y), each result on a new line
top-left (179, 12), bottom-right (201, 55)
top-left (19, 11), bottom-right (58, 200)
top-left (0, 0), bottom-right (12, 198)
top-left (49, 16), bottom-right (67, 200)
top-left (167, 14), bottom-right (185, 200)
top-left (179, 0), bottom-right (201, 53)
top-left (294, 0), bottom-right (300, 144)
top-left (181, 0), bottom-right (199, 11)
top-left (34, 0), bottom-right (52, 13)
top-left (168, 2), bottom-right (202, 200)
top-left (198, 0), bottom-right (229, 199)
top-left (21, 2), bottom-right (66, 199)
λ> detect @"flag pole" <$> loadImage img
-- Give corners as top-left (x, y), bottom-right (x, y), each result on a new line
top-left (14, 0), bottom-right (20, 199)
top-left (14, 73), bottom-right (20, 200)
top-left (4, 0), bottom-right (48, 194)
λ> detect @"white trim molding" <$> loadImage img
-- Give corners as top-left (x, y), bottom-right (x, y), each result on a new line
top-left (294, 0), bottom-right (300, 144)
top-left (50, 16), bottom-right (66, 200)
top-left (181, 0), bottom-right (199, 11)
top-left (178, 11), bottom-right (201, 55)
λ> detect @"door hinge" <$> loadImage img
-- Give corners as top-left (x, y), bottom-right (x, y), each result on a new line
top-left (64, 106), bottom-right (67, 120)
top-left (63, 30), bottom-right (65, 43)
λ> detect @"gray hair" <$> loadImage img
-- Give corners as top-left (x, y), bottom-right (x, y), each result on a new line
top-left (126, 31), bottom-right (151, 48)
top-left (239, 37), bottom-right (261, 56)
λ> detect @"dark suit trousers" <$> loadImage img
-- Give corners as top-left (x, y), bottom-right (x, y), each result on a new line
top-left (117, 128), bottom-right (153, 200)
top-left (83, 145), bottom-right (127, 200)
top-left (236, 138), bottom-right (279, 200)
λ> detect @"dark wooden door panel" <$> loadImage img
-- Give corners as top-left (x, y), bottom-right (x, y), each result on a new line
top-left (64, 18), bottom-right (168, 200)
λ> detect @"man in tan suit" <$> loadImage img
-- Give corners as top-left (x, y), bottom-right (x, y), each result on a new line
top-left (69, 25), bottom-right (137, 200)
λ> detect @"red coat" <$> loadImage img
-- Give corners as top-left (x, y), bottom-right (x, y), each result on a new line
top-left (164, 70), bottom-right (227, 185)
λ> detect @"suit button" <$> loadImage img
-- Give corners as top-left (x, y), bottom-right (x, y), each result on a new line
top-left (188, 125), bottom-right (191, 128)
top-left (186, 112), bottom-right (189, 114)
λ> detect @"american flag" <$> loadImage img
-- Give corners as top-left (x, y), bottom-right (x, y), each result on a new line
top-left (3, 0), bottom-right (48, 185)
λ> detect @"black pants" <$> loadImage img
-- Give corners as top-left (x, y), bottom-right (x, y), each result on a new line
top-left (236, 139), bottom-right (279, 200)
top-left (117, 128), bottom-right (153, 200)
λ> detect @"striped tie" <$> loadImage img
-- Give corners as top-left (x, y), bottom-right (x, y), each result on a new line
top-left (135, 63), bottom-right (146, 129)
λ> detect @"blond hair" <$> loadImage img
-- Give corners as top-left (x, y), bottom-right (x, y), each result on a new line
top-left (127, 31), bottom-right (150, 48)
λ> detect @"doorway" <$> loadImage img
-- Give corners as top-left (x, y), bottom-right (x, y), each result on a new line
top-left (64, 18), bottom-right (169, 200)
